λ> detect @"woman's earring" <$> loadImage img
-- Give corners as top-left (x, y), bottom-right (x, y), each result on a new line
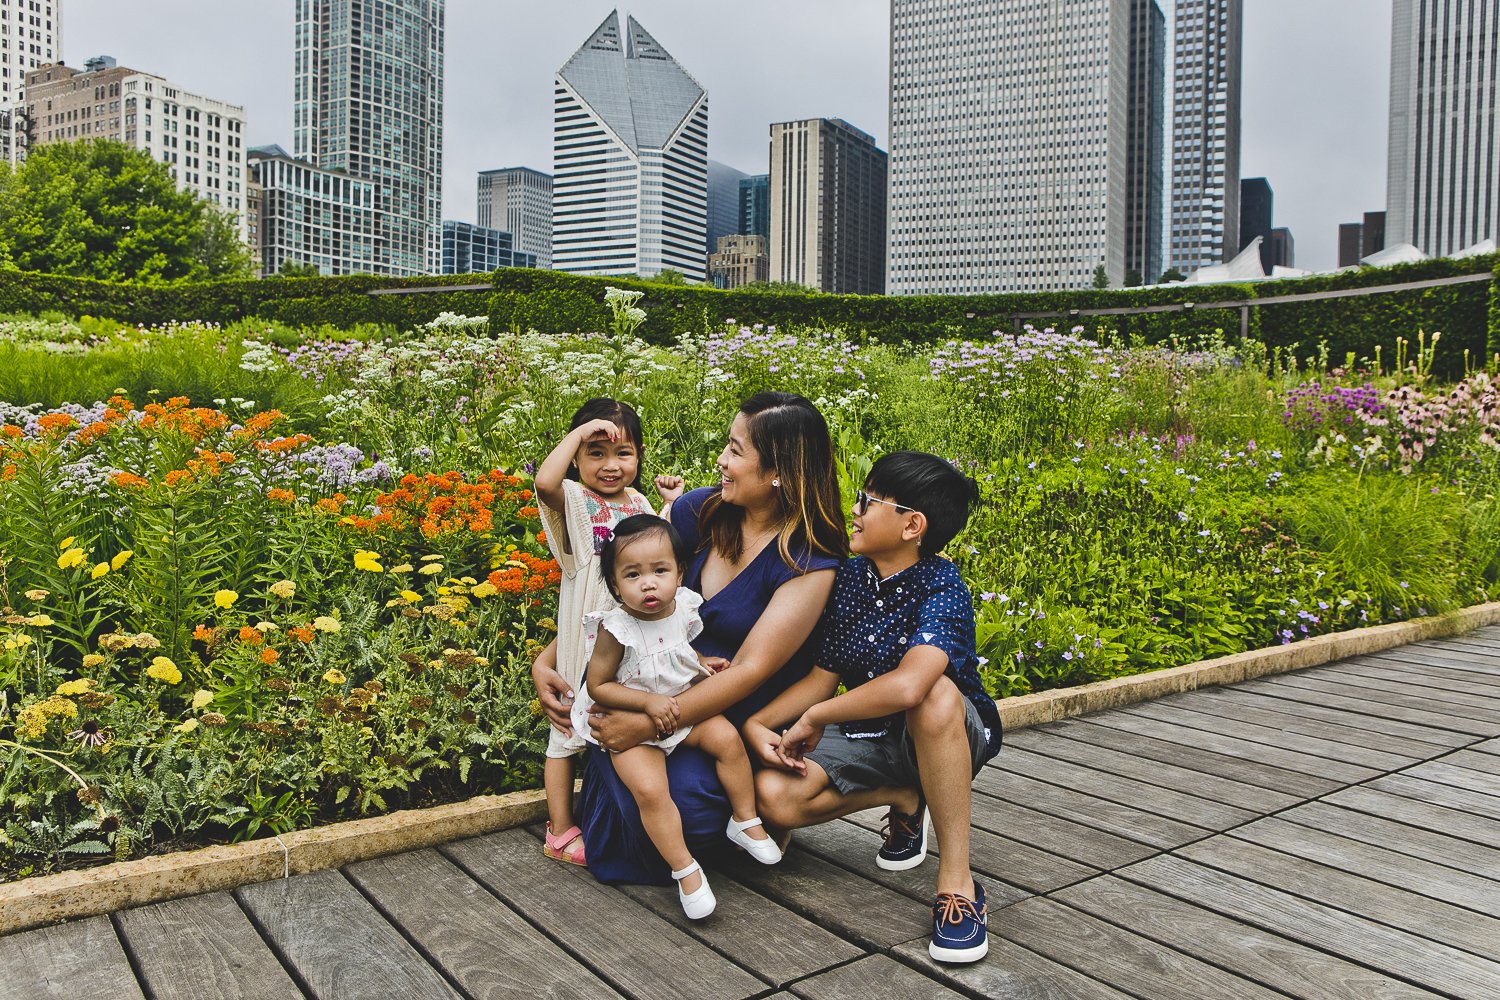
top-left (772, 478), bottom-right (780, 487)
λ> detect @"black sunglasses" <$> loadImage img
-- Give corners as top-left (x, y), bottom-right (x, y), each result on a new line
top-left (855, 490), bottom-right (916, 516)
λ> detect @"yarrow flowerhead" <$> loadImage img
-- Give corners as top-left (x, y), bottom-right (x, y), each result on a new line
top-left (213, 589), bottom-right (239, 609)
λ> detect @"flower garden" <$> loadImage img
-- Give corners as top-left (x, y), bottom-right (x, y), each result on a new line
top-left (2, 290), bottom-right (1498, 881)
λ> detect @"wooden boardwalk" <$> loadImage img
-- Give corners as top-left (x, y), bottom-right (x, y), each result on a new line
top-left (7, 627), bottom-right (1500, 999)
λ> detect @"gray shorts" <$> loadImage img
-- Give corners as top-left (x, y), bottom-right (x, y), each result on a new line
top-left (804, 697), bottom-right (991, 796)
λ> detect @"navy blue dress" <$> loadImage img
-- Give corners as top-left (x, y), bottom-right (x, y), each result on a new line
top-left (576, 487), bottom-right (841, 884)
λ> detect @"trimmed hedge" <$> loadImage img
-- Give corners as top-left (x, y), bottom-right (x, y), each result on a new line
top-left (2, 253), bottom-right (1497, 376)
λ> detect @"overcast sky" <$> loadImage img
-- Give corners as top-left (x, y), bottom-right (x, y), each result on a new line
top-left (66, 0), bottom-right (1392, 272)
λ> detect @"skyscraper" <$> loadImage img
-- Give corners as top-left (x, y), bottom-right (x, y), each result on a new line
top-left (707, 161), bottom-right (748, 253)
top-left (770, 117), bottom-right (887, 294)
top-left (887, 0), bottom-right (1164, 294)
top-left (478, 166), bottom-right (552, 268)
top-left (1, 0), bottom-right (61, 162)
top-left (1387, 0), bottom-right (1498, 256)
top-left (740, 174), bottom-right (770, 239)
top-left (1168, 0), bottom-right (1243, 274)
top-left (1126, 0), bottom-right (1166, 285)
top-left (1240, 177), bottom-right (1273, 272)
top-left (552, 10), bottom-right (708, 280)
top-left (294, 0), bottom-right (445, 276)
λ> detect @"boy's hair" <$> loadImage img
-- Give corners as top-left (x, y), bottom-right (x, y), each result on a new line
top-left (864, 451), bottom-right (979, 558)
top-left (566, 397), bottom-right (644, 489)
top-left (597, 514), bottom-right (689, 601)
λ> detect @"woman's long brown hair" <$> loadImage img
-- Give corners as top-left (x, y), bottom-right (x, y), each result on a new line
top-left (699, 392), bottom-right (847, 570)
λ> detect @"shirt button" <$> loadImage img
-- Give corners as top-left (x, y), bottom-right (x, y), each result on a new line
top-left (868, 671), bottom-right (875, 678)
top-left (875, 600), bottom-right (883, 608)
top-left (899, 636), bottom-right (906, 643)
top-left (868, 635), bottom-right (876, 642)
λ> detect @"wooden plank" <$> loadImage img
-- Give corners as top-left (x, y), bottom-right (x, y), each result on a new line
top-left (1123, 854), bottom-right (1500, 996)
top-left (1385, 644), bottom-right (1500, 672)
top-left (892, 937), bottom-right (1139, 1000)
top-left (1474, 739), bottom-right (1500, 757)
top-left (1448, 748), bottom-right (1500, 776)
top-left (0, 915), bottom-right (143, 1000)
top-left (836, 811), bottom-right (1099, 895)
top-left (990, 895), bottom-right (1288, 1000)
top-left (1001, 733), bottom-right (1302, 813)
top-left (972, 766), bottom-right (1207, 849)
top-left (1332, 782), bottom-right (1500, 844)
top-left (1025, 716), bottom-right (1340, 797)
top-left (1182, 687), bottom-right (1471, 751)
top-left (441, 829), bottom-right (764, 1000)
top-left (1120, 700), bottom-right (1415, 772)
top-left (113, 892), bottom-right (302, 1000)
top-left (1280, 800), bottom-right (1500, 881)
top-left (1177, 835), bottom-right (1500, 960)
top-left (1230, 817), bottom-right (1500, 916)
top-left (1053, 874), bottom-right (1444, 1000)
top-left (709, 834), bottom-right (932, 951)
top-left (1425, 638), bottom-right (1500, 661)
top-left (1265, 672), bottom-right (1500, 729)
top-left (1239, 677), bottom-right (1500, 736)
top-left (788, 954), bottom-right (968, 1000)
top-left (1360, 650), bottom-right (1500, 684)
top-left (1404, 760), bottom-right (1500, 799)
top-left (967, 791), bottom-right (1161, 871)
top-left (237, 868), bottom-right (464, 1000)
top-left (1151, 692), bottom-right (1450, 760)
top-left (1367, 774), bottom-right (1500, 822)
top-left (342, 848), bottom-right (624, 1000)
top-left (1317, 661), bottom-right (1500, 708)
top-left (1081, 709), bottom-right (1369, 788)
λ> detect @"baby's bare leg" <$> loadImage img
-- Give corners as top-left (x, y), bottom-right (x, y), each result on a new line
top-left (611, 745), bottom-right (699, 888)
top-left (683, 716), bottom-right (768, 840)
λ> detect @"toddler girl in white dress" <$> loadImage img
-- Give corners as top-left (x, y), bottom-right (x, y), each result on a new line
top-left (573, 514), bottom-right (782, 919)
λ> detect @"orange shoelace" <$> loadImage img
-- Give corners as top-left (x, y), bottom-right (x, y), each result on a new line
top-left (882, 811), bottom-right (918, 845)
top-left (934, 892), bottom-right (985, 927)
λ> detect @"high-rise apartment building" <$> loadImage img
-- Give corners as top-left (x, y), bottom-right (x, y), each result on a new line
top-left (1168, 0), bottom-right (1243, 274)
top-left (1126, 0), bottom-right (1166, 285)
top-left (740, 174), bottom-right (770, 239)
top-left (477, 166), bottom-right (552, 268)
top-left (248, 144), bottom-right (378, 277)
top-left (887, 0), bottom-right (1165, 294)
top-left (709, 234), bottom-right (769, 289)
top-left (770, 117), bottom-right (887, 295)
top-left (23, 57), bottom-right (249, 238)
top-left (1269, 227), bottom-right (1294, 269)
top-left (707, 160), bottom-right (748, 253)
top-left (1387, 0), bottom-right (1498, 256)
top-left (294, 0), bottom-right (445, 275)
top-left (552, 10), bottom-right (708, 280)
top-left (2, 0), bottom-right (60, 162)
top-left (442, 220), bottom-right (537, 274)
top-left (1338, 210), bottom-right (1389, 267)
top-left (1240, 177), bottom-right (1273, 272)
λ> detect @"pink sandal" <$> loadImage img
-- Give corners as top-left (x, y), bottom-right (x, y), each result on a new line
top-left (543, 822), bottom-right (587, 866)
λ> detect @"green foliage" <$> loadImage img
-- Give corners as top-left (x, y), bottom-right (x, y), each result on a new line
top-left (0, 140), bottom-right (229, 283)
top-left (1092, 264), bottom-right (1110, 289)
top-left (1160, 268), bottom-right (1187, 283)
top-left (275, 260), bottom-right (323, 279)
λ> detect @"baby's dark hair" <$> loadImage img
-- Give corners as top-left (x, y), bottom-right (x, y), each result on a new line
top-left (863, 451), bottom-right (980, 558)
top-left (567, 397), bottom-right (644, 489)
top-left (598, 514), bottom-right (689, 600)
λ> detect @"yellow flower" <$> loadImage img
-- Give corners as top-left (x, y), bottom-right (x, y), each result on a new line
top-left (55, 679), bottom-right (96, 696)
top-left (4, 636), bottom-right (32, 651)
top-left (58, 536), bottom-right (77, 550)
top-left (322, 668), bottom-right (346, 685)
top-left (400, 590), bottom-right (422, 603)
top-left (420, 554), bottom-right (444, 562)
top-left (191, 689), bottom-right (214, 710)
top-left (470, 582), bottom-right (498, 599)
top-left (57, 548), bottom-right (88, 570)
top-left (418, 563), bottom-right (444, 576)
top-left (24, 614), bottom-right (54, 627)
top-left (91, 562), bottom-right (111, 580)
top-left (24, 589), bottom-right (49, 602)
top-left (460, 577), bottom-right (478, 586)
top-left (388, 563), bottom-right (414, 574)
top-left (353, 549), bottom-right (384, 573)
top-left (175, 718), bottom-right (200, 734)
top-left (437, 586), bottom-right (451, 596)
top-left (312, 616), bottom-right (341, 633)
top-left (255, 621), bottom-right (279, 632)
top-left (82, 654), bottom-right (105, 668)
top-left (110, 550), bottom-right (134, 571)
top-left (270, 580), bottom-right (297, 599)
top-left (213, 589), bottom-right (239, 609)
top-left (146, 656), bottom-right (183, 685)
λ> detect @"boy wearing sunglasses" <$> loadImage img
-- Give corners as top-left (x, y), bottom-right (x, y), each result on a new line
top-left (745, 451), bottom-right (1001, 964)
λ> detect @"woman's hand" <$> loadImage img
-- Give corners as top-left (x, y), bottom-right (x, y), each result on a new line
top-left (530, 648), bottom-right (573, 736)
top-left (588, 706), bottom-right (658, 753)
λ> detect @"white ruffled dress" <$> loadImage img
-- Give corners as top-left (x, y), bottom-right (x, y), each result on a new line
top-left (571, 589), bottom-right (708, 753)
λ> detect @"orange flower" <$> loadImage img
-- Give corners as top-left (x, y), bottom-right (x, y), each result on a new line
top-left (192, 624), bottom-right (216, 643)
top-left (111, 471), bottom-right (150, 490)
top-left (164, 469), bottom-right (192, 488)
top-left (238, 626), bottom-right (264, 645)
top-left (36, 413), bottom-right (77, 435)
top-left (267, 488), bottom-right (297, 504)
top-left (0, 424), bottom-right (23, 439)
top-left (537, 530), bottom-right (548, 544)
top-left (260, 647), bottom-right (281, 665)
top-left (288, 626), bottom-right (315, 644)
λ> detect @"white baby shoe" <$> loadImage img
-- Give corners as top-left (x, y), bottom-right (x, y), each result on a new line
top-left (672, 859), bottom-right (716, 919)
top-left (726, 815), bottom-right (783, 865)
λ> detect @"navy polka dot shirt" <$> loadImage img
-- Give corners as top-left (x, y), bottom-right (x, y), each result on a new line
top-left (817, 555), bottom-right (1002, 760)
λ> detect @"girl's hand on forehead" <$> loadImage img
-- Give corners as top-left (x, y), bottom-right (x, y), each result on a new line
top-left (578, 418), bottom-right (622, 442)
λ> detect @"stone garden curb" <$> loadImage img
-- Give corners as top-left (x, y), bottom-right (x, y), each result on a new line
top-left (4, 600), bottom-right (1498, 936)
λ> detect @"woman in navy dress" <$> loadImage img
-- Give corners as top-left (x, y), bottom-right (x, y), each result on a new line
top-left (531, 392), bottom-right (846, 883)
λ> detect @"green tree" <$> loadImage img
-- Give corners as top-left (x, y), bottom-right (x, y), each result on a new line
top-left (0, 139), bottom-right (241, 282)
top-left (274, 259), bottom-right (323, 278)
top-left (647, 268), bottom-right (688, 285)
top-left (192, 207), bottom-right (256, 280)
top-left (1125, 269), bottom-right (1143, 287)
top-left (1092, 264), bottom-right (1110, 289)
top-left (1160, 267), bottom-right (1187, 283)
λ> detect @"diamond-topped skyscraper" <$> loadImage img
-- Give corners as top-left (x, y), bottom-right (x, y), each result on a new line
top-left (293, 0), bottom-right (444, 276)
top-left (552, 10), bottom-right (708, 280)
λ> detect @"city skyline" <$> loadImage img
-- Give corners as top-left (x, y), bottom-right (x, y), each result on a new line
top-left (58, 0), bottom-right (1392, 273)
